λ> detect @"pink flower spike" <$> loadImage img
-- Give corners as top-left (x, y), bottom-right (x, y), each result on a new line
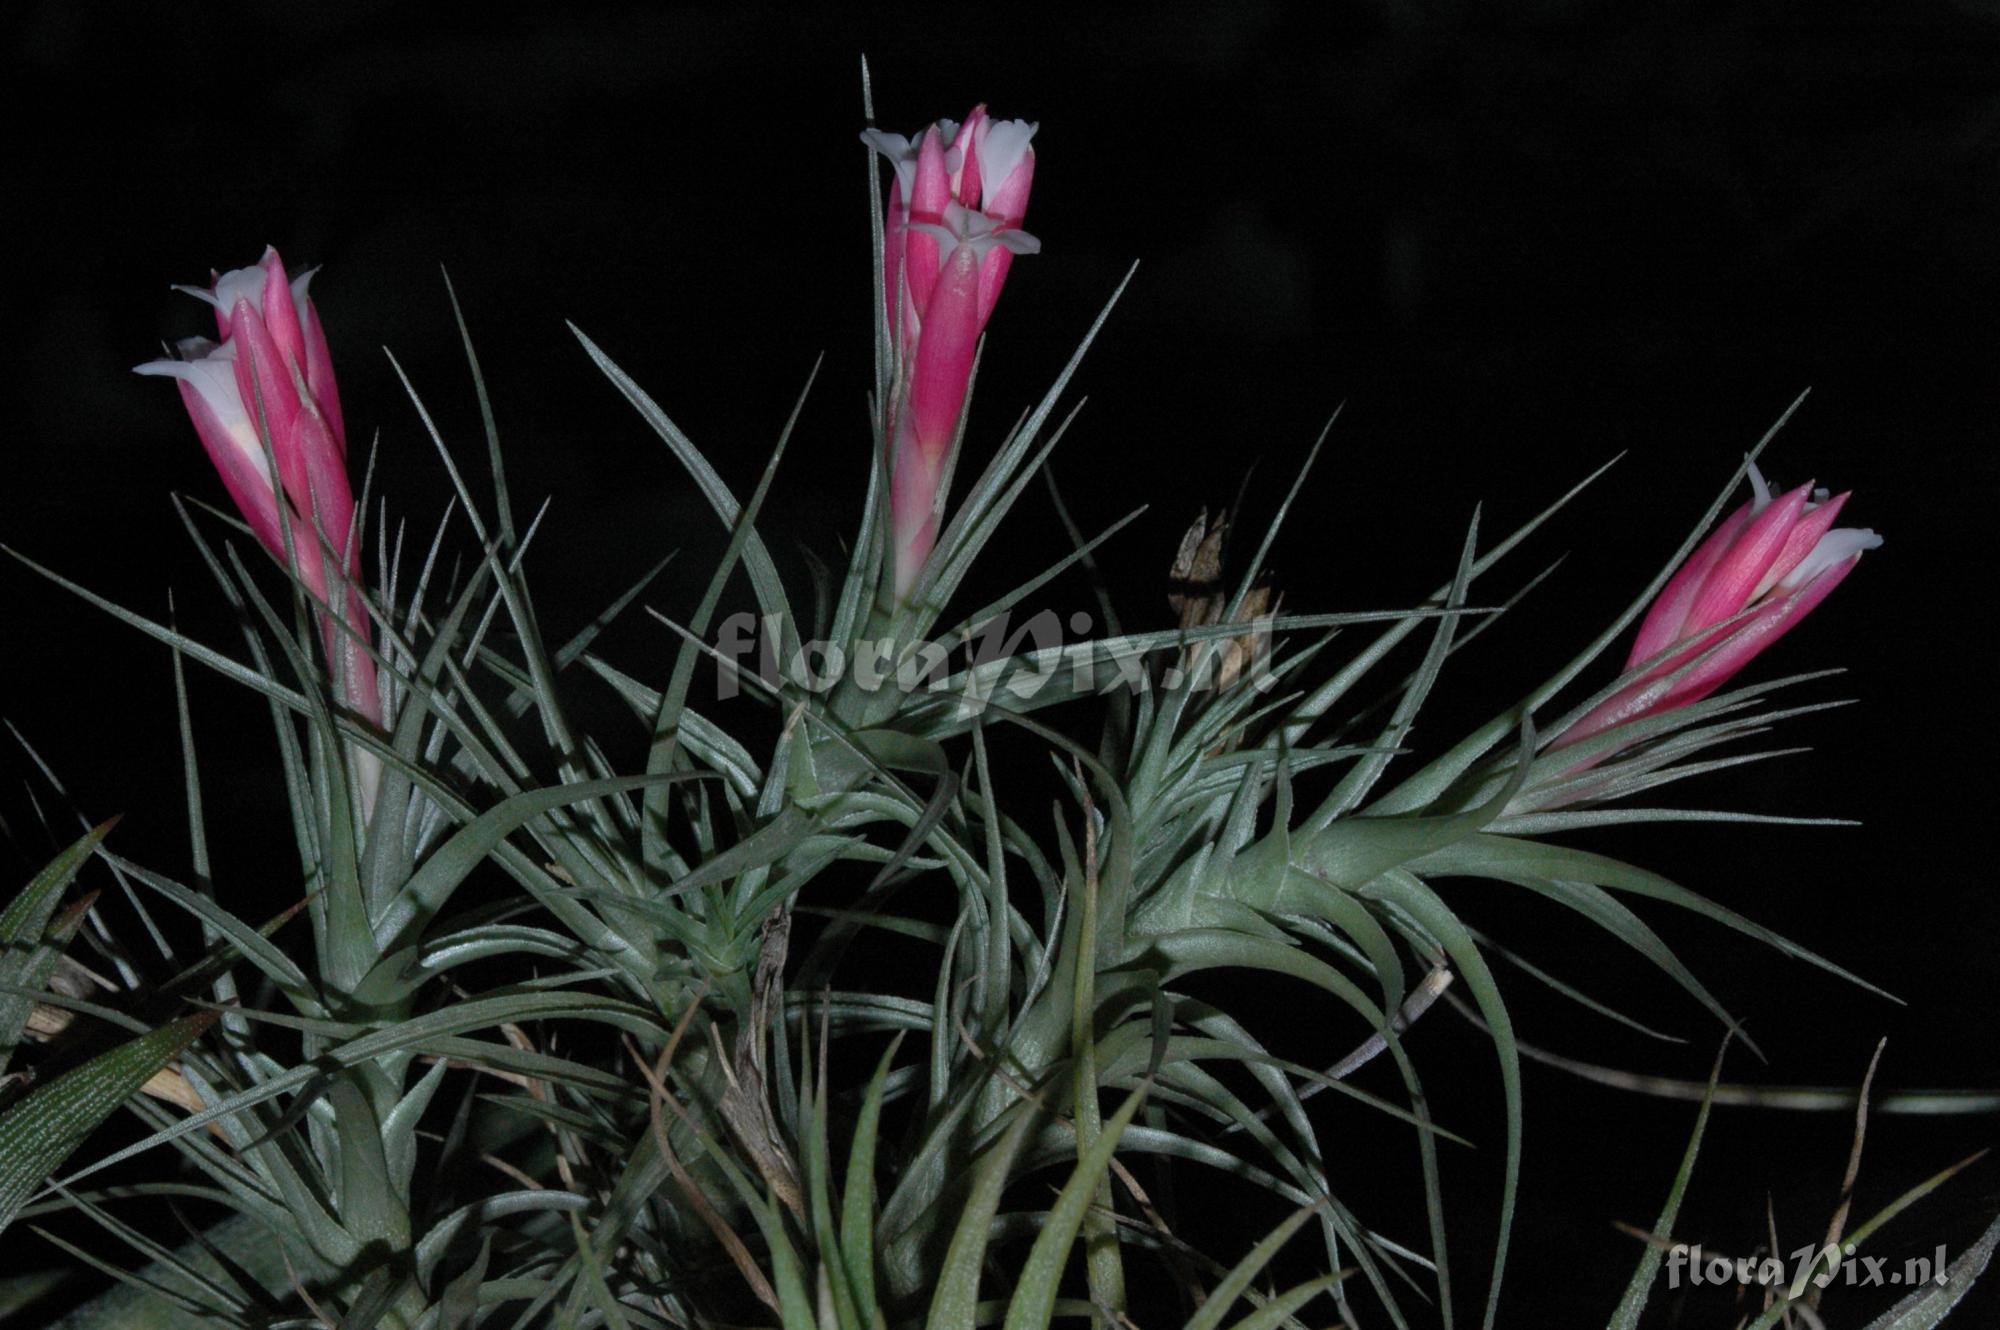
top-left (869, 103), bottom-right (1040, 604)
top-left (1625, 500), bottom-right (1752, 668)
top-left (291, 401), bottom-right (360, 575)
top-left (256, 248), bottom-right (308, 374)
top-left (138, 249), bottom-right (381, 746)
top-left (227, 299), bottom-right (308, 482)
top-left (1678, 479), bottom-right (1813, 638)
top-left (1653, 598), bottom-right (1796, 711)
top-left (906, 242), bottom-right (983, 460)
top-left (1753, 490), bottom-right (1849, 597)
top-left (1555, 463), bottom-right (1879, 754)
top-left (293, 270), bottom-right (348, 454)
top-left (889, 410), bottom-right (943, 601)
top-left (1662, 554), bottom-right (1863, 711)
top-left (976, 249), bottom-right (1015, 333)
top-left (903, 126), bottom-right (954, 320)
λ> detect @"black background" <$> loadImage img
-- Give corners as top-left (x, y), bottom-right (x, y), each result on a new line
top-left (5, 2), bottom-right (1998, 1324)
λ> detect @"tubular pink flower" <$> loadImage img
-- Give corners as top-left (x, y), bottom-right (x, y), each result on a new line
top-left (137, 248), bottom-right (381, 736)
top-left (970, 115), bottom-right (1036, 324)
top-left (905, 217), bottom-right (987, 448)
top-left (1556, 462), bottom-right (1880, 749)
top-left (864, 106), bottom-right (1040, 601)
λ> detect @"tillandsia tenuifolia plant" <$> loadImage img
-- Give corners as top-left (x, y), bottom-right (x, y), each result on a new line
top-left (1, 68), bottom-right (1988, 1330)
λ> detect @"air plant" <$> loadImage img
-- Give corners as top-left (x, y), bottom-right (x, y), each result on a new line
top-left (3, 72), bottom-right (1987, 1330)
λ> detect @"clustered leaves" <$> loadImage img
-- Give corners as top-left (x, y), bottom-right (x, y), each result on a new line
top-left (0, 85), bottom-right (1980, 1330)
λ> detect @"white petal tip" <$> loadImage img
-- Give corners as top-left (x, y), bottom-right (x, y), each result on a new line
top-left (860, 129), bottom-right (913, 157)
top-left (1745, 459), bottom-right (1773, 509)
top-left (1780, 527), bottom-right (1884, 589)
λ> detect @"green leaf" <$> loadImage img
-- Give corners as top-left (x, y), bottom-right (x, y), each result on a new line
top-left (565, 1209), bottom-right (633, 1330)
top-left (370, 772), bottom-right (694, 953)
top-left (803, 1013), bottom-right (863, 1330)
top-left (22, 1227), bottom-right (232, 1327)
top-left (1001, 1082), bottom-right (1149, 1330)
top-left (1182, 1203), bottom-right (1320, 1330)
top-left (381, 1058), bottom-right (449, 1205)
top-left (940, 505), bottom-right (1147, 648)
top-left (101, 852), bottom-right (320, 1015)
top-left (2, 546), bottom-right (311, 720)
top-left (1306, 510), bottom-right (1480, 831)
top-left (1858, 1207), bottom-right (2000, 1329)
top-left (1415, 834), bottom-right (1895, 1001)
top-left (1280, 452), bottom-right (1625, 756)
top-left (839, 1034), bottom-right (903, 1321)
top-left (1223, 1274), bottom-right (1341, 1330)
top-left (34, 1177), bottom-right (265, 1321)
top-left (1507, 877), bottom-right (1740, 1045)
top-left (0, 1266), bottom-right (68, 1320)
top-left (1, 822), bottom-right (115, 1070)
top-left (1066, 802), bottom-right (1125, 1316)
top-left (0, 1010), bottom-right (218, 1234)
top-left (1366, 870), bottom-right (1518, 1330)
top-left (48, 990), bottom-right (662, 1196)
top-left (643, 360), bottom-right (817, 879)
top-left (1284, 714), bottom-right (1535, 901)
top-left (436, 1232), bottom-right (493, 1330)
top-left (1607, 1034), bottom-right (1733, 1329)
top-left (1743, 1150), bottom-right (1990, 1329)
top-left (443, 271), bottom-right (515, 550)
top-left (384, 350), bottom-right (636, 891)
top-left (926, 1099), bottom-right (1046, 1330)
top-left (569, 323), bottom-right (799, 654)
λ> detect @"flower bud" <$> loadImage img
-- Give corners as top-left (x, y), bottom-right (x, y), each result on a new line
top-left (137, 248), bottom-right (380, 731)
top-left (1556, 462), bottom-right (1880, 748)
top-left (863, 107), bottom-right (1040, 600)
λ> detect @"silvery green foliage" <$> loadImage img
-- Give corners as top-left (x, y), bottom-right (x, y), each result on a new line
top-left (1, 127), bottom-right (1976, 1330)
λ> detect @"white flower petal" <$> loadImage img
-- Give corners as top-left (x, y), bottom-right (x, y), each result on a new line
top-left (1780, 527), bottom-right (1883, 588)
top-left (134, 350), bottom-right (245, 428)
top-left (859, 129), bottom-right (919, 203)
top-left (995, 227), bottom-right (1040, 256)
top-left (170, 282), bottom-right (221, 310)
top-left (210, 263), bottom-right (267, 318)
top-left (906, 219), bottom-right (962, 248)
top-left (975, 118), bottom-right (1037, 201)
top-left (910, 205), bottom-right (1043, 260)
top-left (859, 129), bottom-right (912, 158)
top-left (1746, 459), bottom-right (1773, 511)
top-left (289, 266), bottom-right (320, 323)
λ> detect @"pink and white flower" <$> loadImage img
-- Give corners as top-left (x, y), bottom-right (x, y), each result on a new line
top-left (1555, 462), bottom-right (1881, 748)
top-left (863, 106), bottom-right (1040, 601)
top-left (137, 247), bottom-right (381, 733)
